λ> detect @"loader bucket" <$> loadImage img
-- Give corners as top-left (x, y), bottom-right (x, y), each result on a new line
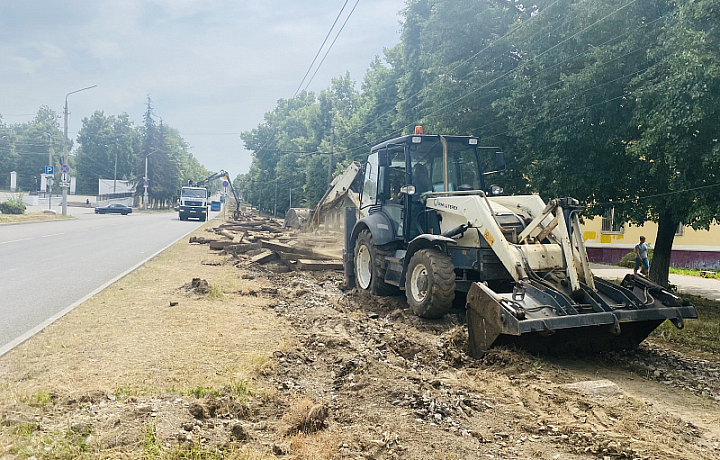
top-left (465, 275), bottom-right (698, 358)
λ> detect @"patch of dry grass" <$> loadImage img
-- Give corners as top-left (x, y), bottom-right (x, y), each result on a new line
top-left (0, 223), bottom-right (291, 405)
top-left (0, 212), bottom-right (73, 224)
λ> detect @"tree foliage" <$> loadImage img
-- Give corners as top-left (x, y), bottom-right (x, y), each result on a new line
top-left (238, 0), bottom-right (720, 286)
top-left (1, 97), bottom-right (210, 209)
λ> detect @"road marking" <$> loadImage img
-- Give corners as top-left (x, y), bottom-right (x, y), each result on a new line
top-left (0, 238), bottom-right (32, 245)
top-left (41, 233), bottom-right (65, 238)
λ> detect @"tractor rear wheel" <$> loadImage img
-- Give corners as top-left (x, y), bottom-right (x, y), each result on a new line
top-left (406, 249), bottom-right (456, 318)
top-left (354, 229), bottom-right (396, 296)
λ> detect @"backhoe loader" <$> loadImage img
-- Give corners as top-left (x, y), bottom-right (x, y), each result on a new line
top-left (343, 127), bottom-right (697, 357)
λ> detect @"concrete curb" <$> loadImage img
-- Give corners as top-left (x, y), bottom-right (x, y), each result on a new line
top-left (0, 216), bottom-right (78, 227)
top-left (0, 219), bottom-right (211, 358)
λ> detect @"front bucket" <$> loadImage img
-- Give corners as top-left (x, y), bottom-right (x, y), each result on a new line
top-left (465, 278), bottom-right (697, 358)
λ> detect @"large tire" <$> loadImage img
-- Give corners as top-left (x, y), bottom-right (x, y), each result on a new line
top-left (354, 229), bottom-right (396, 296)
top-left (406, 248), bottom-right (456, 318)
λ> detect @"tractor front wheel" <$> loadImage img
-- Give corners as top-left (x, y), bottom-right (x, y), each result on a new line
top-left (354, 229), bottom-right (395, 296)
top-left (406, 249), bottom-right (456, 318)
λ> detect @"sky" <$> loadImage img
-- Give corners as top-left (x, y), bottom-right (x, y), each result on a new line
top-left (0, 0), bottom-right (406, 179)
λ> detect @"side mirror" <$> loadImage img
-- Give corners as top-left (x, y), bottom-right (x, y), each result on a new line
top-left (378, 148), bottom-right (389, 166)
top-left (495, 151), bottom-right (506, 172)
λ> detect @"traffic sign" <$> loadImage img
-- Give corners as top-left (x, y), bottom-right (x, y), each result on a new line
top-left (45, 165), bottom-right (54, 175)
top-left (223, 180), bottom-right (229, 187)
top-left (60, 164), bottom-right (70, 174)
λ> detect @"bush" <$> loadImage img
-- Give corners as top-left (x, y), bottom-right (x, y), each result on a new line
top-left (618, 249), bottom-right (653, 268)
top-left (0, 196), bottom-right (26, 214)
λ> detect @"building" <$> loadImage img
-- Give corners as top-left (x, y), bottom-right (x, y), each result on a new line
top-left (582, 211), bottom-right (720, 269)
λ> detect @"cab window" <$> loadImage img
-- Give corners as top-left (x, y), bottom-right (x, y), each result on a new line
top-left (360, 152), bottom-right (379, 208)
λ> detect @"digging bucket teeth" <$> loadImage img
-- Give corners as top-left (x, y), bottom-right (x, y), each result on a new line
top-left (465, 275), bottom-right (698, 358)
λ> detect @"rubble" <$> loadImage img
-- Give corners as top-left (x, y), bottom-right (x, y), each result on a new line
top-left (195, 214), bottom-right (344, 273)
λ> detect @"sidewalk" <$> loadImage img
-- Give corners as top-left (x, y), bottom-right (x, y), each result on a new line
top-left (591, 263), bottom-right (720, 301)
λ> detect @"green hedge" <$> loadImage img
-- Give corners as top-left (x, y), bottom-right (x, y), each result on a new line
top-left (0, 196), bottom-right (26, 215)
top-left (618, 249), bottom-right (654, 268)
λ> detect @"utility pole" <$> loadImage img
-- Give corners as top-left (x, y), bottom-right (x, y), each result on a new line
top-left (143, 153), bottom-right (151, 210)
top-left (47, 141), bottom-right (54, 210)
top-left (327, 111), bottom-right (334, 186)
top-left (63, 85), bottom-right (96, 216)
top-left (289, 188), bottom-right (292, 209)
top-left (113, 140), bottom-right (118, 195)
top-left (274, 177), bottom-right (278, 218)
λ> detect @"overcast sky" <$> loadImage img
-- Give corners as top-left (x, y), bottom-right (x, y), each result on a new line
top-left (0, 0), bottom-right (406, 179)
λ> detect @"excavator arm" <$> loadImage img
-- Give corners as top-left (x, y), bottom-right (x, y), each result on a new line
top-left (195, 170), bottom-right (242, 220)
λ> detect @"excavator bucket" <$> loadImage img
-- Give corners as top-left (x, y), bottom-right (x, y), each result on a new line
top-left (465, 274), bottom-right (698, 357)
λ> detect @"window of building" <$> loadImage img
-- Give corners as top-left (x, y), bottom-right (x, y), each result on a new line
top-left (601, 208), bottom-right (624, 234)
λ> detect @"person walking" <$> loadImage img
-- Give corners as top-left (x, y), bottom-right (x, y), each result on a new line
top-left (634, 236), bottom-right (650, 276)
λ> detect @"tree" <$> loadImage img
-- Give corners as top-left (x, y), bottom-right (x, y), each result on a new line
top-left (0, 118), bottom-right (19, 189)
top-left (76, 111), bottom-right (141, 194)
top-left (625, 0), bottom-right (720, 286)
top-left (11, 107), bottom-right (64, 191)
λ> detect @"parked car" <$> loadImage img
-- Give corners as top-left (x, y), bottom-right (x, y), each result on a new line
top-left (95, 203), bottom-right (132, 215)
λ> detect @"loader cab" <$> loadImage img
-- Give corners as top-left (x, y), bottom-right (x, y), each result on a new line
top-left (359, 134), bottom-right (488, 243)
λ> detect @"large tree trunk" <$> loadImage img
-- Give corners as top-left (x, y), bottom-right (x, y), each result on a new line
top-left (650, 209), bottom-right (678, 288)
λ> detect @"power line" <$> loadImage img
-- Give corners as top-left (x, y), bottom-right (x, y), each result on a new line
top-left (303, 0), bottom-right (361, 92)
top-left (341, 0), bottom-right (651, 159)
top-left (595, 183), bottom-right (720, 206)
top-left (293, 0), bottom-right (351, 98)
top-left (346, 0), bottom-right (566, 140)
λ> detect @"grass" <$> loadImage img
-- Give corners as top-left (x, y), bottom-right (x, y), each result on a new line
top-left (669, 267), bottom-right (720, 279)
top-left (25, 391), bottom-right (53, 407)
top-left (650, 294), bottom-right (720, 356)
top-left (0, 212), bottom-right (73, 224)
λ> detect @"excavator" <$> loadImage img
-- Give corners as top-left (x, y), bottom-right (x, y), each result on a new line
top-left (343, 127), bottom-right (697, 357)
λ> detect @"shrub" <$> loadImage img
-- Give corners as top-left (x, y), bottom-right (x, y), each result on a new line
top-left (618, 249), bottom-right (653, 268)
top-left (0, 196), bottom-right (25, 214)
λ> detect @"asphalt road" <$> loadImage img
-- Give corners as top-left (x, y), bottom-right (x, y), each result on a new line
top-left (0, 207), bottom-right (215, 353)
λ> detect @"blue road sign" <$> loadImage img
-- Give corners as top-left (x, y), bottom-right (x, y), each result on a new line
top-left (61, 164), bottom-right (70, 174)
top-left (45, 166), bottom-right (54, 175)
top-left (223, 180), bottom-right (229, 187)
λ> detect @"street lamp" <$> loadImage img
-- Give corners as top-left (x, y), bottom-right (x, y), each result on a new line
top-left (63, 85), bottom-right (97, 216)
top-left (143, 150), bottom-right (156, 210)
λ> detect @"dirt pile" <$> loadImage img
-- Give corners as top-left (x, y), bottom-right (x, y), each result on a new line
top-left (248, 263), bottom-right (720, 459)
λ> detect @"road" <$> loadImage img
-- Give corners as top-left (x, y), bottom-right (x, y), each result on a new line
top-left (0, 207), bottom-right (216, 353)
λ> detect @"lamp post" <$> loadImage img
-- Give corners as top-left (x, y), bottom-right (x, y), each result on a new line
top-left (143, 150), bottom-right (155, 210)
top-left (63, 85), bottom-right (97, 216)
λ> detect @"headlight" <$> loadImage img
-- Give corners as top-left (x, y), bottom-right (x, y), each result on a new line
top-left (490, 185), bottom-right (503, 196)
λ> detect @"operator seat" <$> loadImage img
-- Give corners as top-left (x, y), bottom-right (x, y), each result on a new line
top-left (412, 163), bottom-right (432, 195)
top-left (410, 163), bottom-right (440, 235)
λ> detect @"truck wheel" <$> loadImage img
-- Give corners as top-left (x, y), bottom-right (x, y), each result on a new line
top-left (406, 249), bottom-right (456, 318)
top-left (354, 229), bottom-right (395, 296)
top-left (180, 215), bottom-right (187, 221)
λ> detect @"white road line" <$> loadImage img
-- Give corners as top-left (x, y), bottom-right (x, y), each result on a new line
top-left (0, 238), bottom-right (32, 245)
top-left (41, 233), bottom-right (66, 238)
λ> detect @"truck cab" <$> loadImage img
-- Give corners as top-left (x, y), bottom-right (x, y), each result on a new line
top-left (179, 186), bottom-right (208, 221)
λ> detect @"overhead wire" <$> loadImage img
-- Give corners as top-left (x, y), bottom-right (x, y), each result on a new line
top-left (344, 0), bottom-right (567, 143)
top-left (303, 0), bottom-right (362, 92)
top-left (338, 0), bottom-right (650, 159)
top-left (293, 0), bottom-right (352, 98)
top-left (345, 0), bottom-right (670, 160)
